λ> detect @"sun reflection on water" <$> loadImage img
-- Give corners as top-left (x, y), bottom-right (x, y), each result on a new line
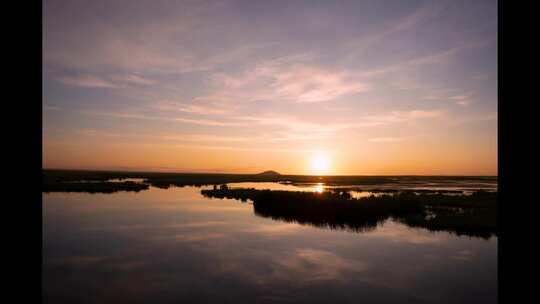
top-left (315, 183), bottom-right (324, 193)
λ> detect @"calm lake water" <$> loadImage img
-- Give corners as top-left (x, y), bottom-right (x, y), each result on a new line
top-left (43, 184), bottom-right (497, 304)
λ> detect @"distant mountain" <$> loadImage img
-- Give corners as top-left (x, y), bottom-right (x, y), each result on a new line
top-left (257, 170), bottom-right (281, 176)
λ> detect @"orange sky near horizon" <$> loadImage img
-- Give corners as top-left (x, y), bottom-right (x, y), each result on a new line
top-left (43, 130), bottom-right (497, 175)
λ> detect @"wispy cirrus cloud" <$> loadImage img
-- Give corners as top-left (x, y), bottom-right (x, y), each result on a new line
top-left (353, 110), bottom-right (444, 127)
top-left (448, 92), bottom-right (474, 106)
top-left (72, 109), bottom-right (247, 127)
top-left (49, 105), bottom-right (444, 153)
top-left (234, 109), bottom-right (443, 141)
top-left (423, 91), bottom-right (475, 106)
top-left (449, 113), bottom-right (497, 126)
top-left (347, 0), bottom-right (451, 54)
top-left (46, 103), bottom-right (443, 134)
top-left (153, 99), bottom-right (236, 115)
top-left (356, 41), bottom-right (487, 82)
top-left (368, 137), bottom-right (406, 143)
top-left (158, 134), bottom-right (250, 143)
top-left (110, 74), bottom-right (156, 85)
top-left (72, 126), bottom-right (327, 146)
top-left (43, 0), bottom-right (229, 74)
top-left (57, 75), bottom-right (120, 89)
top-left (143, 56), bottom-right (372, 122)
top-left (207, 59), bottom-right (370, 104)
top-left (57, 73), bottom-right (157, 89)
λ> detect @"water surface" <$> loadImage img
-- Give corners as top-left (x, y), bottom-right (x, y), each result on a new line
top-left (43, 185), bottom-right (497, 304)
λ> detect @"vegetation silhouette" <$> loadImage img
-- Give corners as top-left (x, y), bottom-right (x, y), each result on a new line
top-left (201, 188), bottom-right (497, 239)
top-left (42, 180), bottom-right (149, 194)
top-left (43, 169), bottom-right (496, 191)
top-left (328, 188), bottom-right (466, 194)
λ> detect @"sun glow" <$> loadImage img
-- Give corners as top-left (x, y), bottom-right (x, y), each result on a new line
top-left (310, 152), bottom-right (331, 175)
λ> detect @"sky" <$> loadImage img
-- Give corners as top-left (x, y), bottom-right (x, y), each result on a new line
top-left (43, 0), bottom-right (497, 175)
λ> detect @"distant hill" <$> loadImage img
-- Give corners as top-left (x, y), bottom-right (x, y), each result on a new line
top-left (257, 170), bottom-right (281, 176)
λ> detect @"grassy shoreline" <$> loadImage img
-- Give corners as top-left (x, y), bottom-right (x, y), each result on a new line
top-left (42, 181), bottom-right (149, 193)
top-left (201, 188), bottom-right (497, 238)
top-left (43, 169), bottom-right (497, 191)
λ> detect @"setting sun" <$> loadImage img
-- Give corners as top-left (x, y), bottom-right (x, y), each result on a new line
top-left (310, 152), bottom-right (331, 175)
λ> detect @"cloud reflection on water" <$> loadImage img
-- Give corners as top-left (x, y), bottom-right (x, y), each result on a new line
top-left (43, 185), bottom-right (496, 304)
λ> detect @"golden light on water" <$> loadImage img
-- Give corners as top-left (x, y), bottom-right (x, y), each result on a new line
top-left (315, 183), bottom-right (324, 193)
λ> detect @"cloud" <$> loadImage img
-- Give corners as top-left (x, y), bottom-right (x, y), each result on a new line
top-left (449, 113), bottom-right (497, 126)
top-left (448, 95), bottom-right (469, 100)
top-left (421, 95), bottom-right (439, 100)
top-left (347, 0), bottom-right (450, 54)
top-left (53, 103), bottom-right (445, 154)
top-left (238, 115), bottom-right (328, 131)
top-left (158, 134), bottom-right (250, 142)
top-left (57, 75), bottom-right (120, 88)
top-left (369, 137), bottom-right (405, 143)
top-left (208, 60), bottom-right (370, 104)
top-left (448, 92), bottom-right (474, 106)
top-left (164, 143), bottom-right (320, 153)
top-left (356, 41), bottom-right (485, 82)
top-left (69, 107), bottom-right (443, 145)
top-left (389, 0), bottom-right (450, 33)
top-left (267, 65), bottom-right (370, 103)
top-left (407, 110), bottom-right (443, 119)
top-left (110, 75), bottom-right (156, 85)
top-left (76, 109), bottom-right (247, 127)
top-left (354, 110), bottom-right (443, 127)
top-left (68, 126), bottom-right (327, 153)
top-left (231, 110), bottom-right (443, 143)
top-left (57, 73), bottom-right (158, 89)
top-left (153, 100), bottom-right (236, 115)
top-left (424, 91), bottom-right (474, 106)
top-left (43, 0), bottom-right (229, 74)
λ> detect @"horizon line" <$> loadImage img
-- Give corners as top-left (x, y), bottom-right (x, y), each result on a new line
top-left (42, 167), bottom-right (498, 177)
